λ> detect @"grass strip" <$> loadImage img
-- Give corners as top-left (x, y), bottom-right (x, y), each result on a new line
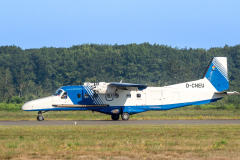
top-left (0, 125), bottom-right (240, 159)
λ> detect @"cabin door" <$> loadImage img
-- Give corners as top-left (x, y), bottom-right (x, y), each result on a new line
top-left (172, 92), bottom-right (180, 103)
top-left (146, 90), bottom-right (162, 105)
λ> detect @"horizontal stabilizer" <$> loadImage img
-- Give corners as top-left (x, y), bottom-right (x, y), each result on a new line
top-left (215, 91), bottom-right (240, 95)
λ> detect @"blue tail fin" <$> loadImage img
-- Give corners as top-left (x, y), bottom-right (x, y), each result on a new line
top-left (202, 57), bottom-right (229, 91)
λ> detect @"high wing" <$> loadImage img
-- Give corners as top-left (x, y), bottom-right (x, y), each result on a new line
top-left (109, 82), bottom-right (148, 91)
top-left (91, 82), bottom-right (148, 94)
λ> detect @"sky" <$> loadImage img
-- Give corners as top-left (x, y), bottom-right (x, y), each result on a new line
top-left (0, 0), bottom-right (240, 50)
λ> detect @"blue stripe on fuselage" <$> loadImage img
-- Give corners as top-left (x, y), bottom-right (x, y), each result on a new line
top-left (60, 86), bottom-right (94, 105)
top-left (60, 86), bottom-right (106, 105)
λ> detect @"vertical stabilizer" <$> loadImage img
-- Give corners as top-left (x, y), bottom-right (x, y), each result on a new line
top-left (203, 57), bottom-right (229, 91)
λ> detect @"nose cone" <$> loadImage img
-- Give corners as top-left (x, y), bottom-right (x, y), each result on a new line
top-left (21, 96), bottom-right (53, 111)
top-left (21, 102), bottom-right (30, 111)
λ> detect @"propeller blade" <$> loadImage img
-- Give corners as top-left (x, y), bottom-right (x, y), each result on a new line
top-left (90, 85), bottom-right (97, 90)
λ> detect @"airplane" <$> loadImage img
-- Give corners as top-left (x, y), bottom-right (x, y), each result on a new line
top-left (21, 57), bottom-right (239, 121)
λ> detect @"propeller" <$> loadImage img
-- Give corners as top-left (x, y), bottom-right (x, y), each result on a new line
top-left (90, 79), bottom-right (97, 90)
top-left (91, 79), bottom-right (98, 101)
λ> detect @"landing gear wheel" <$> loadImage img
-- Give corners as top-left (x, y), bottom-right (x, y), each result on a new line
top-left (37, 115), bottom-right (44, 121)
top-left (121, 112), bottom-right (129, 120)
top-left (111, 114), bottom-right (119, 121)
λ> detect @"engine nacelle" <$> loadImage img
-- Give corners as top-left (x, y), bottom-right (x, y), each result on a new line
top-left (93, 82), bottom-right (116, 94)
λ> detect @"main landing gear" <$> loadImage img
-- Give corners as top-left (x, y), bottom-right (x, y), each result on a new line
top-left (111, 114), bottom-right (119, 120)
top-left (37, 111), bottom-right (45, 121)
top-left (111, 112), bottom-right (130, 121)
top-left (121, 112), bottom-right (130, 120)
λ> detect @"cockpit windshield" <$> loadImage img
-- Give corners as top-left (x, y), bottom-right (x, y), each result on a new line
top-left (53, 89), bottom-right (63, 96)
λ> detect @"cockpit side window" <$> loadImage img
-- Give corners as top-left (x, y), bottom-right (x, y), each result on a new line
top-left (53, 89), bottom-right (62, 96)
top-left (61, 92), bottom-right (68, 99)
top-left (84, 93), bottom-right (89, 98)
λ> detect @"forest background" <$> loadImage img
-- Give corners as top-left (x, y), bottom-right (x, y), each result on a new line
top-left (0, 43), bottom-right (240, 111)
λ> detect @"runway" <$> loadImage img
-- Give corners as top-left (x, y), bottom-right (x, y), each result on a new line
top-left (1, 120), bottom-right (240, 125)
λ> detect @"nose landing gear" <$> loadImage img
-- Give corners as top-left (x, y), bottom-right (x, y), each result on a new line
top-left (37, 111), bottom-right (45, 121)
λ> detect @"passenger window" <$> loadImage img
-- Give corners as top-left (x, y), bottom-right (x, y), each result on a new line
top-left (77, 94), bottom-right (81, 98)
top-left (115, 93), bottom-right (119, 98)
top-left (126, 93), bottom-right (131, 98)
top-left (84, 93), bottom-right (89, 98)
top-left (137, 93), bottom-right (141, 98)
top-left (61, 92), bottom-right (67, 99)
top-left (107, 94), bottom-right (112, 98)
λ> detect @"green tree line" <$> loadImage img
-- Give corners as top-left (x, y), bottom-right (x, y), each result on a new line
top-left (0, 43), bottom-right (239, 106)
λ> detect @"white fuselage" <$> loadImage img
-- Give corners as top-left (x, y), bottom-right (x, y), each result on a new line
top-left (22, 77), bottom-right (224, 111)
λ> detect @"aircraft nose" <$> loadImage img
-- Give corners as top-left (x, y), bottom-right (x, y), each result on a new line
top-left (21, 103), bottom-right (28, 110)
top-left (21, 101), bottom-right (32, 110)
top-left (21, 96), bottom-right (53, 111)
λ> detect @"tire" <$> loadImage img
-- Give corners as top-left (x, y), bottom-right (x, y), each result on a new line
top-left (121, 112), bottom-right (129, 120)
top-left (37, 115), bottom-right (44, 121)
top-left (111, 114), bottom-right (119, 121)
